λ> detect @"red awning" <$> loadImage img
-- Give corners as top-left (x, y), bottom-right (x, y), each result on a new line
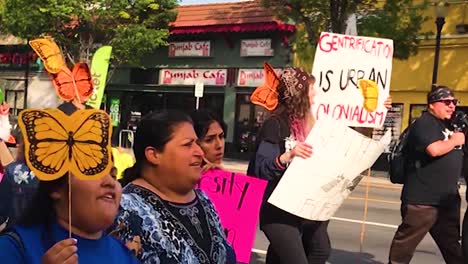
top-left (171, 21), bottom-right (295, 35)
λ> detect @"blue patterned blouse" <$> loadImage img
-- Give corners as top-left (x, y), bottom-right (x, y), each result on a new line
top-left (110, 184), bottom-right (236, 264)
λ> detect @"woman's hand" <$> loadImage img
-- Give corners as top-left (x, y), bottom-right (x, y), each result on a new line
top-left (42, 238), bottom-right (78, 264)
top-left (384, 96), bottom-right (392, 110)
top-left (201, 158), bottom-right (223, 173)
top-left (280, 142), bottom-right (313, 164)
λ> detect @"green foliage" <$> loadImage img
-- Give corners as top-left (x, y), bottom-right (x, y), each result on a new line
top-left (2, 0), bottom-right (178, 65)
top-left (263, 0), bottom-right (429, 67)
top-left (358, 0), bottom-right (430, 59)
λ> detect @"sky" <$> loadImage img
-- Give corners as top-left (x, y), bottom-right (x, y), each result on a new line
top-left (179, 0), bottom-right (242, 5)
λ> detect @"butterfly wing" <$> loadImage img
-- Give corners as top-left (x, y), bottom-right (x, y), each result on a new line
top-left (52, 66), bottom-right (75, 102)
top-left (18, 109), bottom-right (70, 181)
top-left (29, 38), bottom-right (67, 74)
top-left (69, 110), bottom-right (112, 180)
top-left (71, 63), bottom-right (94, 102)
top-left (250, 62), bottom-right (281, 111)
top-left (52, 63), bottom-right (94, 103)
top-left (358, 79), bottom-right (379, 112)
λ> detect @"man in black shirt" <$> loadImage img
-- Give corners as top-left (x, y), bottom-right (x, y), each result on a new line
top-left (389, 86), bottom-right (465, 264)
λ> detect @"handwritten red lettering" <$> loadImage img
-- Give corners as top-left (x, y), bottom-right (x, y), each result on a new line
top-left (316, 103), bottom-right (385, 126)
top-left (318, 33), bottom-right (393, 58)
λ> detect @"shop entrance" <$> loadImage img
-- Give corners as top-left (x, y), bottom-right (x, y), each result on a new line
top-left (232, 94), bottom-right (269, 160)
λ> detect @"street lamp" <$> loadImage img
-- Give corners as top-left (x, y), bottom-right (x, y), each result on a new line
top-left (431, 1), bottom-right (449, 87)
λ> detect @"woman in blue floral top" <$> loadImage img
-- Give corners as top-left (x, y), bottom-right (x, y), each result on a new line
top-left (109, 110), bottom-right (236, 264)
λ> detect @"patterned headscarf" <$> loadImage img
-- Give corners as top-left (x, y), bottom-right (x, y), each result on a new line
top-left (278, 68), bottom-right (314, 142)
top-left (279, 68), bottom-right (313, 100)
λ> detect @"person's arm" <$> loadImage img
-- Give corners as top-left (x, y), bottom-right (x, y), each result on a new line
top-left (411, 115), bottom-right (464, 157)
top-left (426, 132), bottom-right (465, 157)
top-left (255, 140), bottom-right (313, 181)
top-left (254, 141), bottom-right (287, 181)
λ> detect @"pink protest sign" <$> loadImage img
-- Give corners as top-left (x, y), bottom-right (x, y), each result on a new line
top-left (198, 169), bottom-right (267, 263)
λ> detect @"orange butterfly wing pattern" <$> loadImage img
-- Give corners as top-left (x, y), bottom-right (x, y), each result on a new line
top-left (250, 62), bottom-right (281, 111)
top-left (52, 63), bottom-right (94, 102)
top-left (29, 38), bottom-right (67, 74)
top-left (18, 109), bottom-right (112, 181)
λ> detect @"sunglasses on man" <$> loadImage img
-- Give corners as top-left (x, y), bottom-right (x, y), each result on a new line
top-left (433, 99), bottom-right (459, 106)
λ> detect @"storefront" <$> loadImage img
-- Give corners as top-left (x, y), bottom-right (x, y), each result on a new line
top-left (106, 0), bottom-right (295, 159)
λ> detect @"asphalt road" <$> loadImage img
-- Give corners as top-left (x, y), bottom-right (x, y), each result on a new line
top-left (247, 181), bottom-right (467, 264)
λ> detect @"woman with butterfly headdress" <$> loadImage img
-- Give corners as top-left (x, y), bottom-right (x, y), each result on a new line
top-left (0, 103), bottom-right (139, 264)
top-left (248, 65), bottom-right (330, 264)
top-left (248, 63), bottom-right (393, 264)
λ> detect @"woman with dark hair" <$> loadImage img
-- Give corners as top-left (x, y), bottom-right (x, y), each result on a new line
top-left (109, 110), bottom-right (236, 264)
top-left (190, 109), bottom-right (227, 172)
top-left (248, 67), bottom-right (328, 264)
top-left (249, 65), bottom-right (393, 264)
top-left (0, 172), bottom-right (138, 264)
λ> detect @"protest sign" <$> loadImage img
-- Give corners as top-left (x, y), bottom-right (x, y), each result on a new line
top-left (311, 32), bottom-right (393, 128)
top-left (268, 117), bottom-right (391, 221)
top-left (198, 169), bottom-right (267, 263)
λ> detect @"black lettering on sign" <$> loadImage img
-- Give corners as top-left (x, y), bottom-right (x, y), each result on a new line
top-left (368, 68), bottom-right (388, 90)
top-left (319, 70), bottom-right (333, 92)
top-left (198, 173), bottom-right (251, 211)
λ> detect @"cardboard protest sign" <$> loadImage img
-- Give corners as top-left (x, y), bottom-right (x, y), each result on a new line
top-left (311, 32), bottom-right (394, 128)
top-left (268, 117), bottom-right (391, 221)
top-left (198, 169), bottom-right (267, 263)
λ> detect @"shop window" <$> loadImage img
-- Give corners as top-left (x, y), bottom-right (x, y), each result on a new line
top-left (372, 103), bottom-right (404, 153)
top-left (130, 68), bottom-right (157, 84)
top-left (235, 94), bottom-right (269, 155)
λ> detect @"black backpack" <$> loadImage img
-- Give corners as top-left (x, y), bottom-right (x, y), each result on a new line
top-left (388, 125), bottom-right (413, 184)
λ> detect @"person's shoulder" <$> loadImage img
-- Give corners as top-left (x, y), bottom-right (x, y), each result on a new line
top-left (262, 116), bottom-right (281, 129)
top-left (106, 235), bottom-right (138, 258)
top-left (13, 225), bottom-right (43, 242)
top-left (412, 112), bottom-right (432, 128)
top-left (4, 161), bottom-right (20, 175)
top-left (0, 225), bottom-right (42, 263)
top-left (195, 189), bottom-right (210, 201)
top-left (0, 232), bottom-right (24, 261)
top-left (259, 115), bottom-right (288, 142)
top-left (118, 186), bottom-right (156, 219)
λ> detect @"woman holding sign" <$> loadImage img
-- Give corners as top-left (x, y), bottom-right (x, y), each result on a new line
top-left (248, 63), bottom-right (392, 264)
top-left (248, 64), bottom-right (330, 264)
top-left (110, 110), bottom-right (236, 264)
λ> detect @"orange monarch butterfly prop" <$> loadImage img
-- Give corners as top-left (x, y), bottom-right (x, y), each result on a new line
top-left (250, 62), bottom-right (281, 111)
top-left (29, 38), bottom-right (94, 104)
top-left (18, 108), bottom-right (113, 181)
